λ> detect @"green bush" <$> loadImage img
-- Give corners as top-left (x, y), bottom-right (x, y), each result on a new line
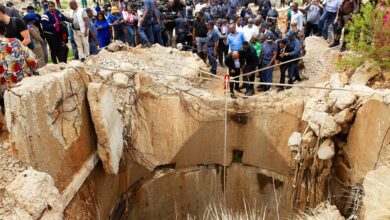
top-left (338, 2), bottom-right (390, 70)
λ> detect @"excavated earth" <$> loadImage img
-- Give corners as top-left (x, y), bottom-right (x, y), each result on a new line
top-left (0, 37), bottom-right (389, 220)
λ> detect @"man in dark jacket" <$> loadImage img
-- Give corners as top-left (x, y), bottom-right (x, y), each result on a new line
top-left (225, 50), bottom-right (245, 99)
top-left (41, 1), bottom-right (70, 63)
top-left (276, 38), bottom-right (293, 91)
top-left (242, 41), bottom-right (259, 96)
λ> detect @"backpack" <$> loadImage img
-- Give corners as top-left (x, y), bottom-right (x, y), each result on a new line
top-left (11, 17), bottom-right (35, 50)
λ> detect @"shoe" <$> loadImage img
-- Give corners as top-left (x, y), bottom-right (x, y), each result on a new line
top-left (329, 41), bottom-right (340, 48)
top-left (235, 88), bottom-right (243, 93)
top-left (210, 69), bottom-right (217, 75)
top-left (80, 58), bottom-right (85, 62)
top-left (145, 42), bottom-right (152, 48)
top-left (340, 44), bottom-right (347, 52)
top-left (239, 85), bottom-right (245, 90)
top-left (277, 87), bottom-right (285, 92)
top-left (230, 93), bottom-right (237, 99)
top-left (245, 89), bottom-right (254, 96)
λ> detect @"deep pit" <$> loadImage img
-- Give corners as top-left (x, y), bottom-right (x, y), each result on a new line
top-left (1, 38), bottom-right (390, 220)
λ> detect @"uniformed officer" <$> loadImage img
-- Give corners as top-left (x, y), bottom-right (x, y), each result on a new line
top-left (285, 30), bottom-right (302, 84)
top-left (227, 0), bottom-right (239, 20)
top-left (259, 34), bottom-right (277, 91)
top-left (206, 21), bottom-right (219, 74)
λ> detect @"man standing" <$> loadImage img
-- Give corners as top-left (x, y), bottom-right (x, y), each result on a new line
top-left (242, 18), bottom-right (259, 42)
top-left (225, 50), bottom-right (245, 98)
top-left (215, 18), bottom-right (228, 66)
top-left (24, 5), bottom-right (48, 63)
top-left (226, 24), bottom-right (245, 52)
top-left (284, 30), bottom-right (301, 84)
top-left (275, 38), bottom-right (292, 91)
top-left (290, 2), bottom-right (305, 32)
top-left (304, 0), bottom-right (323, 37)
top-left (140, 0), bottom-right (159, 44)
top-left (193, 11), bottom-right (208, 62)
top-left (69, 0), bottom-right (89, 61)
top-left (318, 0), bottom-right (343, 40)
top-left (329, 0), bottom-right (355, 51)
top-left (0, 4), bottom-right (31, 47)
top-left (206, 21), bottom-right (218, 74)
top-left (86, 8), bottom-right (99, 55)
top-left (242, 41), bottom-right (259, 96)
top-left (227, 0), bottom-right (240, 20)
top-left (259, 34), bottom-right (277, 91)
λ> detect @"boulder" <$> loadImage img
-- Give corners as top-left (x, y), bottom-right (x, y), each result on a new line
top-left (5, 169), bottom-right (63, 219)
top-left (302, 131), bottom-right (317, 148)
top-left (362, 166), bottom-right (390, 220)
top-left (317, 139), bottom-right (335, 160)
top-left (87, 83), bottom-right (124, 174)
top-left (308, 112), bottom-right (341, 138)
top-left (302, 98), bottom-right (330, 122)
top-left (329, 90), bottom-right (356, 110)
top-left (350, 61), bottom-right (382, 85)
top-left (288, 132), bottom-right (302, 151)
top-left (334, 108), bottom-right (355, 125)
top-left (113, 73), bottom-right (129, 88)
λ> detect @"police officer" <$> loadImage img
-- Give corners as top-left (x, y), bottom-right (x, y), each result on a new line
top-left (206, 21), bottom-right (219, 74)
top-left (284, 30), bottom-right (301, 84)
top-left (227, 0), bottom-right (239, 20)
top-left (140, 0), bottom-right (159, 44)
top-left (259, 34), bottom-right (277, 91)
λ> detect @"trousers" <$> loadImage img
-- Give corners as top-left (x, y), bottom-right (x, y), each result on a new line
top-left (229, 68), bottom-right (240, 93)
top-left (208, 47), bottom-right (217, 72)
top-left (74, 30), bottom-right (89, 59)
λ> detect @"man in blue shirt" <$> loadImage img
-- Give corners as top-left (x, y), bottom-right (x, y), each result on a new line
top-left (259, 34), bottom-right (277, 91)
top-left (226, 24), bottom-right (245, 52)
top-left (107, 6), bottom-right (124, 41)
top-left (206, 21), bottom-right (219, 74)
top-left (140, 0), bottom-right (160, 44)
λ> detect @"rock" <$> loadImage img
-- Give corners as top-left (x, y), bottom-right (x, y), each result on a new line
top-left (384, 93), bottom-right (390, 105)
top-left (308, 112), bottom-right (341, 138)
top-left (334, 108), bottom-right (355, 124)
top-left (363, 166), bottom-right (390, 220)
top-left (302, 98), bottom-right (330, 122)
top-left (383, 71), bottom-right (390, 81)
top-left (5, 169), bottom-right (63, 219)
top-left (302, 131), bottom-right (317, 148)
top-left (317, 139), bottom-right (335, 160)
top-left (306, 201), bottom-right (345, 220)
top-left (8, 208), bottom-right (34, 220)
top-left (113, 73), bottom-right (129, 88)
top-left (329, 90), bottom-right (356, 110)
top-left (107, 41), bottom-right (127, 52)
top-left (87, 83), bottom-right (124, 174)
top-left (288, 132), bottom-right (302, 151)
top-left (350, 61), bottom-right (382, 85)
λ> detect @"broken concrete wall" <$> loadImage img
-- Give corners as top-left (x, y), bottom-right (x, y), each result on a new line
top-left (4, 62), bottom-right (96, 191)
top-left (128, 164), bottom-right (287, 219)
top-left (344, 99), bottom-right (390, 183)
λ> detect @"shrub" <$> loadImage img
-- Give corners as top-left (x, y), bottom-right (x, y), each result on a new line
top-left (339, 1), bottom-right (390, 70)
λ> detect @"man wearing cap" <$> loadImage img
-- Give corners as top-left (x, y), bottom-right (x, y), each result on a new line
top-left (107, 6), bottom-right (124, 41)
top-left (259, 34), bottom-right (277, 91)
top-left (242, 18), bottom-right (259, 42)
top-left (259, 23), bottom-right (277, 41)
top-left (226, 24), bottom-right (245, 52)
top-left (318, 0), bottom-right (343, 40)
top-left (242, 41), bottom-right (259, 96)
top-left (284, 29), bottom-right (301, 83)
top-left (225, 50), bottom-right (246, 98)
top-left (69, 0), bottom-right (89, 61)
top-left (24, 5), bottom-right (48, 63)
top-left (206, 21), bottom-right (219, 74)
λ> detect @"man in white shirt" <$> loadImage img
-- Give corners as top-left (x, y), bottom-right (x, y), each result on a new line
top-left (69, 0), bottom-right (89, 61)
top-left (235, 17), bottom-right (243, 32)
top-left (242, 18), bottom-right (259, 42)
top-left (318, 0), bottom-right (343, 40)
top-left (290, 2), bottom-right (305, 31)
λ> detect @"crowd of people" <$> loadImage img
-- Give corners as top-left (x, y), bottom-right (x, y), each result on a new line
top-left (0, 0), bottom-right (388, 101)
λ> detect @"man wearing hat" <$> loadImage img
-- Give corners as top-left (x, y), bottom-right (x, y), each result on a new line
top-left (284, 29), bottom-right (301, 83)
top-left (206, 21), bottom-right (218, 74)
top-left (258, 34), bottom-right (277, 91)
top-left (107, 6), bottom-right (124, 41)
